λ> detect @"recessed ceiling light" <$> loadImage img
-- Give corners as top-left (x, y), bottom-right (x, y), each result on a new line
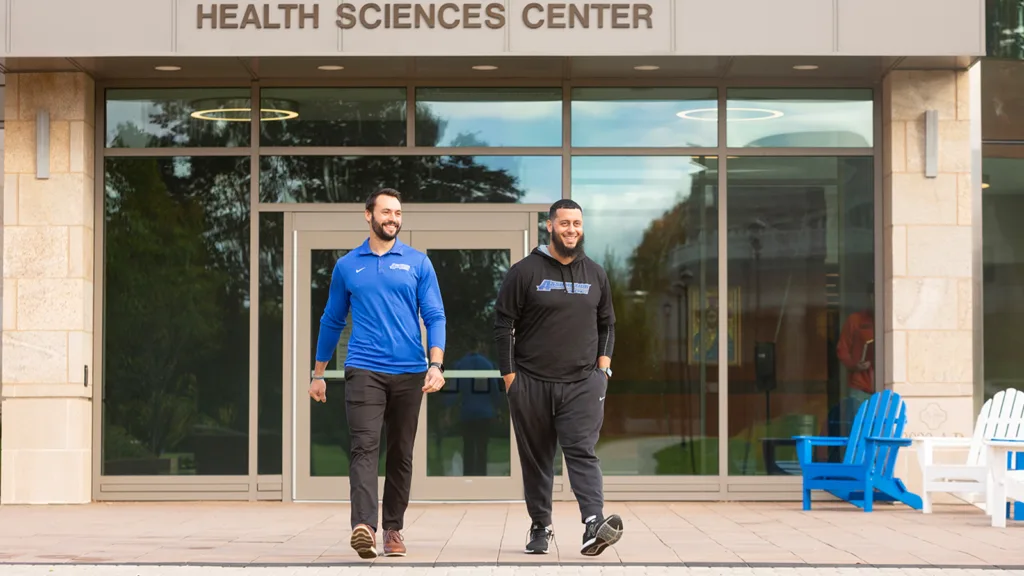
top-left (634, 65), bottom-right (660, 71)
top-left (154, 65), bottom-right (181, 72)
top-left (793, 64), bottom-right (819, 71)
top-left (472, 65), bottom-right (498, 71)
top-left (317, 65), bottom-right (345, 71)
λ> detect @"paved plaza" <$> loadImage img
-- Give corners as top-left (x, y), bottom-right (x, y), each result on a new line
top-left (0, 501), bottom-right (1021, 568)
top-left (1, 569), bottom-right (1024, 576)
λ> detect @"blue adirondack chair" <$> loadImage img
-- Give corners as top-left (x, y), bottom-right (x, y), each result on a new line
top-left (793, 390), bottom-right (923, 512)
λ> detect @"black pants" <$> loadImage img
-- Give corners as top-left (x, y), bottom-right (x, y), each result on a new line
top-left (345, 367), bottom-right (424, 532)
top-left (508, 369), bottom-right (607, 525)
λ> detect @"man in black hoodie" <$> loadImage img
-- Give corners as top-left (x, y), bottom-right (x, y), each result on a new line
top-left (494, 199), bottom-right (623, 556)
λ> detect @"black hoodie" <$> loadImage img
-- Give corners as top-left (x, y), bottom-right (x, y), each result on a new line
top-left (493, 245), bottom-right (616, 383)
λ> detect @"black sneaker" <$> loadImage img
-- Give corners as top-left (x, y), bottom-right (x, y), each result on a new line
top-left (580, 514), bottom-right (623, 556)
top-left (525, 521), bottom-right (553, 554)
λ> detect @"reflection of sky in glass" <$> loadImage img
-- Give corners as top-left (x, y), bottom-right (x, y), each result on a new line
top-left (472, 156), bottom-right (562, 203)
top-left (726, 89), bottom-right (873, 148)
top-left (571, 156), bottom-right (714, 266)
top-left (572, 88), bottom-right (718, 148)
top-left (416, 88), bottom-right (562, 147)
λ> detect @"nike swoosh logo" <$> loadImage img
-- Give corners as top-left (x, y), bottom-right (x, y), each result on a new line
top-left (356, 267), bottom-right (365, 273)
top-left (599, 396), bottom-right (605, 402)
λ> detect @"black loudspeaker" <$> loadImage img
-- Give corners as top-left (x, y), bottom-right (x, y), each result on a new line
top-left (755, 341), bottom-right (777, 392)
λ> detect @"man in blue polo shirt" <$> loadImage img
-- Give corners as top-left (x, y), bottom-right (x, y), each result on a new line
top-left (309, 188), bottom-right (447, 559)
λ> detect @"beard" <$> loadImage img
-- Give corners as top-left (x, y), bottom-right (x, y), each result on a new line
top-left (552, 230), bottom-right (584, 259)
top-left (371, 215), bottom-right (401, 241)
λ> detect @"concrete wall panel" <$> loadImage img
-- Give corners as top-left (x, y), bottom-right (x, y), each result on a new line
top-left (838, 0), bottom-right (984, 56)
top-left (11, 0), bottom-right (173, 57)
top-left (676, 0), bottom-right (833, 56)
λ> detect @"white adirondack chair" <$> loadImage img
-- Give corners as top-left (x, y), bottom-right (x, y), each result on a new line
top-left (985, 439), bottom-right (1024, 527)
top-left (915, 388), bottom-right (1024, 514)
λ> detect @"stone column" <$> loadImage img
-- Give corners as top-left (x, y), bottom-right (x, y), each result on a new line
top-left (882, 70), bottom-right (975, 489)
top-left (1, 73), bottom-right (95, 504)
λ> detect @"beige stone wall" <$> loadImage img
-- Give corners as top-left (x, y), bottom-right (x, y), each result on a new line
top-left (882, 70), bottom-right (976, 495)
top-left (1, 73), bottom-right (95, 504)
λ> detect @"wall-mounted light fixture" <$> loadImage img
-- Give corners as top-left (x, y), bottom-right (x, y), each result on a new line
top-left (36, 110), bottom-right (49, 180)
top-left (924, 109), bottom-right (938, 178)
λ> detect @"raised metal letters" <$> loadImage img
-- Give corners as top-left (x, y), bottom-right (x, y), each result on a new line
top-left (196, 2), bottom-right (653, 30)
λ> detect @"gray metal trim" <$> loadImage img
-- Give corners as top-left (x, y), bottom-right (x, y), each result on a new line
top-left (247, 80), bottom-right (260, 500)
top-left (924, 109), bottom-right (939, 178)
top-left (35, 110), bottom-right (49, 178)
top-left (873, 81), bottom-right (884, 393)
top-left (717, 85), bottom-right (728, 491)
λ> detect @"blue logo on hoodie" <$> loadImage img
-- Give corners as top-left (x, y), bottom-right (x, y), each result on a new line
top-left (536, 279), bottom-right (591, 294)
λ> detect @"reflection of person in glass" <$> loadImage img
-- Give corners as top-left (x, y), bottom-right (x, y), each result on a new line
top-left (494, 199), bottom-right (623, 557)
top-left (308, 189), bottom-right (447, 559)
top-left (443, 345), bottom-right (504, 476)
top-left (837, 283), bottom-right (875, 400)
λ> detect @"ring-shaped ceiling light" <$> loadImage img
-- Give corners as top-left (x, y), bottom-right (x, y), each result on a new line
top-left (676, 107), bottom-right (784, 122)
top-left (190, 108), bottom-right (299, 122)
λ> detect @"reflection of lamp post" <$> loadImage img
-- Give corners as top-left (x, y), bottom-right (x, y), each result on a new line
top-left (747, 219), bottom-right (773, 428)
top-left (671, 268), bottom-right (694, 473)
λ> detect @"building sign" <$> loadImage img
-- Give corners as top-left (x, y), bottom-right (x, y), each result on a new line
top-left (196, 2), bottom-right (654, 31)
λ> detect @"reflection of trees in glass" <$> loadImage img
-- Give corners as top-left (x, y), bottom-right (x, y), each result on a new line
top-left (258, 213), bottom-right (285, 474)
top-left (106, 91), bottom-right (251, 148)
top-left (430, 249), bottom-right (509, 362)
top-left (103, 155), bottom-right (250, 475)
top-left (988, 0), bottom-right (1024, 59)
top-left (260, 99), bottom-right (528, 204)
top-left (613, 166), bottom-right (715, 384)
top-left (104, 100), bottom-right (251, 475)
top-left (594, 162), bottom-right (717, 476)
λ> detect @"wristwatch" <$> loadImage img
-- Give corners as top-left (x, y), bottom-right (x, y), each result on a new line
top-left (429, 362), bottom-right (445, 373)
top-left (599, 367), bottom-right (612, 379)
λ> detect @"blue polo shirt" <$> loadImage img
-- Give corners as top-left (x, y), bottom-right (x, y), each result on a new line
top-left (315, 237), bottom-right (446, 375)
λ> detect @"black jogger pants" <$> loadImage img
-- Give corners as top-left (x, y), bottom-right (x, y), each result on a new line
top-left (507, 368), bottom-right (608, 526)
top-left (344, 367), bottom-right (425, 532)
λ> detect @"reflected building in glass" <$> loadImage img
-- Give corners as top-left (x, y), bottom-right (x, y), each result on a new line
top-left (0, 2), bottom-right (990, 505)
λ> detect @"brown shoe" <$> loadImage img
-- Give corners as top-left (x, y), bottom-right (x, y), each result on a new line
top-left (350, 524), bottom-right (378, 559)
top-left (383, 529), bottom-right (406, 557)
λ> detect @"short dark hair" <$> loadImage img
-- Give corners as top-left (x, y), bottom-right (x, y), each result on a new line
top-left (365, 188), bottom-right (402, 212)
top-left (548, 199), bottom-right (582, 221)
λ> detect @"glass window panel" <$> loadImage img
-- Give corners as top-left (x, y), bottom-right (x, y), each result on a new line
top-left (537, 212), bottom-right (551, 247)
top-left (308, 249), bottom-right (387, 477)
top-left (102, 156), bottom-right (251, 476)
top-left (258, 212), bottom-right (284, 475)
top-left (982, 60), bottom-right (1024, 142)
top-left (426, 248), bottom-right (512, 477)
top-left (416, 87), bottom-right (562, 147)
top-left (725, 156), bottom-right (875, 475)
top-left (260, 87), bottom-right (407, 147)
top-left (982, 151), bottom-right (1024, 401)
top-left (988, 0), bottom-right (1024, 59)
top-left (571, 155), bottom-right (720, 475)
top-left (260, 155), bottom-right (561, 204)
top-left (726, 88), bottom-right (874, 148)
top-left (571, 87), bottom-right (718, 148)
top-left (106, 88), bottom-right (251, 148)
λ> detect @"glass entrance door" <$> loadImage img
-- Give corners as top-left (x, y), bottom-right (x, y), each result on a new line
top-left (292, 221), bottom-right (529, 501)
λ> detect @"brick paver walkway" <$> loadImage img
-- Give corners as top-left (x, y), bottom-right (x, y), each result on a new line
top-left (2, 565), bottom-right (1024, 569)
top-left (0, 501), bottom-right (1021, 567)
